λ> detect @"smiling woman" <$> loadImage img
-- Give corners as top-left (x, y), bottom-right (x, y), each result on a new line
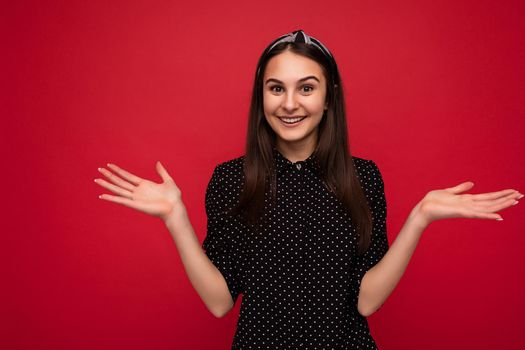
top-left (94, 29), bottom-right (522, 350)
top-left (263, 57), bottom-right (327, 143)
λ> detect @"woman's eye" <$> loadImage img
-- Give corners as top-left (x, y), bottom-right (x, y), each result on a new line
top-left (270, 85), bottom-right (314, 93)
top-left (302, 85), bottom-right (314, 92)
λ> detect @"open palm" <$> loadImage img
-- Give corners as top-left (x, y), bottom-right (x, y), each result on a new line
top-left (94, 161), bottom-right (182, 221)
top-left (416, 181), bottom-right (522, 226)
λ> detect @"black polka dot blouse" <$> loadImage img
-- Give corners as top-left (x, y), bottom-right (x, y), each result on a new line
top-left (202, 147), bottom-right (389, 349)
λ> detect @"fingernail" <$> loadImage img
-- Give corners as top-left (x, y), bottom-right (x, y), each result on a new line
top-left (512, 200), bottom-right (519, 205)
top-left (518, 194), bottom-right (524, 199)
top-left (496, 217), bottom-right (503, 221)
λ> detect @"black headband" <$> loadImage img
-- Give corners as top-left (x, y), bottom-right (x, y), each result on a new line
top-left (257, 29), bottom-right (337, 80)
top-left (266, 29), bottom-right (333, 58)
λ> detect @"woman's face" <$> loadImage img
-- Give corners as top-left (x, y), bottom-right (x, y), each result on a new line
top-left (262, 50), bottom-right (328, 150)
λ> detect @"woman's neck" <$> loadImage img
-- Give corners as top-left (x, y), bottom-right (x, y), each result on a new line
top-left (276, 137), bottom-right (318, 163)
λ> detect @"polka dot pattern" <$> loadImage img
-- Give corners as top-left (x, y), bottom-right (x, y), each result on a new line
top-left (202, 147), bottom-right (389, 349)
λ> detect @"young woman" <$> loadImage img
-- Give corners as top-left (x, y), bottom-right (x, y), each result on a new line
top-left (94, 29), bottom-right (521, 349)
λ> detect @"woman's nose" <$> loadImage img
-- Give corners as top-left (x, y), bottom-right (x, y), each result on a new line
top-left (283, 91), bottom-right (299, 111)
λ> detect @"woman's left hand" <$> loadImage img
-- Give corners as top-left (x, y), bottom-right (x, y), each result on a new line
top-left (414, 182), bottom-right (522, 226)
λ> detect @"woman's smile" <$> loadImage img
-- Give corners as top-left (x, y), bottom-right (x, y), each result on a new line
top-left (278, 115), bottom-right (307, 126)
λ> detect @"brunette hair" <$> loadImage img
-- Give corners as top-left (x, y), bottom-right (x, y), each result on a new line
top-left (229, 32), bottom-right (373, 255)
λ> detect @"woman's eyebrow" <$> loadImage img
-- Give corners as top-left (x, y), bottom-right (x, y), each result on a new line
top-left (265, 75), bottom-right (320, 85)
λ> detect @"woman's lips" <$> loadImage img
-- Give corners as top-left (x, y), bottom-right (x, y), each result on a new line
top-left (278, 116), bottom-right (307, 127)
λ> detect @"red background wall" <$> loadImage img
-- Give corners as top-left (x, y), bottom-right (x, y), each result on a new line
top-left (3, 1), bottom-right (524, 349)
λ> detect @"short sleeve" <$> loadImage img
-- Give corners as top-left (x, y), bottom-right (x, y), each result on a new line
top-left (352, 160), bottom-right (390, 305)
top-left (202, 164), bottom-right (242, 304)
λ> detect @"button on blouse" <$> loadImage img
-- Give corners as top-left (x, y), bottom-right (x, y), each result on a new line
top-left (202, 147), bottom-right (389, 349)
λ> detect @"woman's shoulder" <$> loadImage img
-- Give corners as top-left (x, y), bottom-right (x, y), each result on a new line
top-left (211, 154), bottom-right (245, 189)
top-left (351, 155), bottom-right (369, 169)
top-left (351, 155), bottom-right (382, 184)
top-left (351, 155), bottom-right (375, 173)
top-left (215, 154), bottom-right (245, 174)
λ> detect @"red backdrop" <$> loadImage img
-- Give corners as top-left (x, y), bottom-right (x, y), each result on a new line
top-left (4, 1), bottom-right (524, 349)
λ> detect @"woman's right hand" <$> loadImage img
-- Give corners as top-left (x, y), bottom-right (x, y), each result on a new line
top-left (94, 161), bottom-right (183, 222)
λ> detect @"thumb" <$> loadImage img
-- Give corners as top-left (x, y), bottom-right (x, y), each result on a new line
top-left (445, 181), bottom-right (474, 194)
top-left (156, 161), bottom-right (173, 182)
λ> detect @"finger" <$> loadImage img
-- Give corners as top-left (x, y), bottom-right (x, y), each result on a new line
top-left (473, 198), bottom-right (518, 213)
top-left (98, 193), bottom-right (144, 211)
top-left (156, 161), bottom-right (173, 182)
top-left (471, 189), bottom-right (518, 201)
top-left (98, 193), bottom-right (166, 217)
top-left (98, 167), bottom-right (136, 191)
top-left (469, 212), bottom-right (503, 220)
top-left (473, 192), bottom-right (519, 207)
top-left (94, 178), bottom-right (133, 199)
top-left (106, 163), bottom-right (144, 186)
top-left (445, 181), bottom-right (474, 194)
top-left (457, 206), bottom-right (503, 220)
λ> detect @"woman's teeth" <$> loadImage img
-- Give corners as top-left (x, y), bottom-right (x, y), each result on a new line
top-left (280, 117), bottom-right (306, 124)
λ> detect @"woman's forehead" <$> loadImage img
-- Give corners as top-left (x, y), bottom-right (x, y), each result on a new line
top-left (264, 51), bottom-right (325, 82)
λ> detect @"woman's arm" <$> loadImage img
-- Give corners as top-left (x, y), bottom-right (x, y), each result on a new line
top-left (357, 203), bottom-right (427, 317)
top-left (164, 204), bottom-right (234, 318)
top-left (357, 183), bottom-right (521, 317)
top-left (95, 161), bottom-right (234, 318)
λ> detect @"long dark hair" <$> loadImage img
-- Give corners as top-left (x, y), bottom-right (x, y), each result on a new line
top-left (229, 31), bottom-right (373, 255)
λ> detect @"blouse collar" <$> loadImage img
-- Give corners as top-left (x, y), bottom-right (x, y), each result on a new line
top-left (272, 145), bottom-right (318, 170)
